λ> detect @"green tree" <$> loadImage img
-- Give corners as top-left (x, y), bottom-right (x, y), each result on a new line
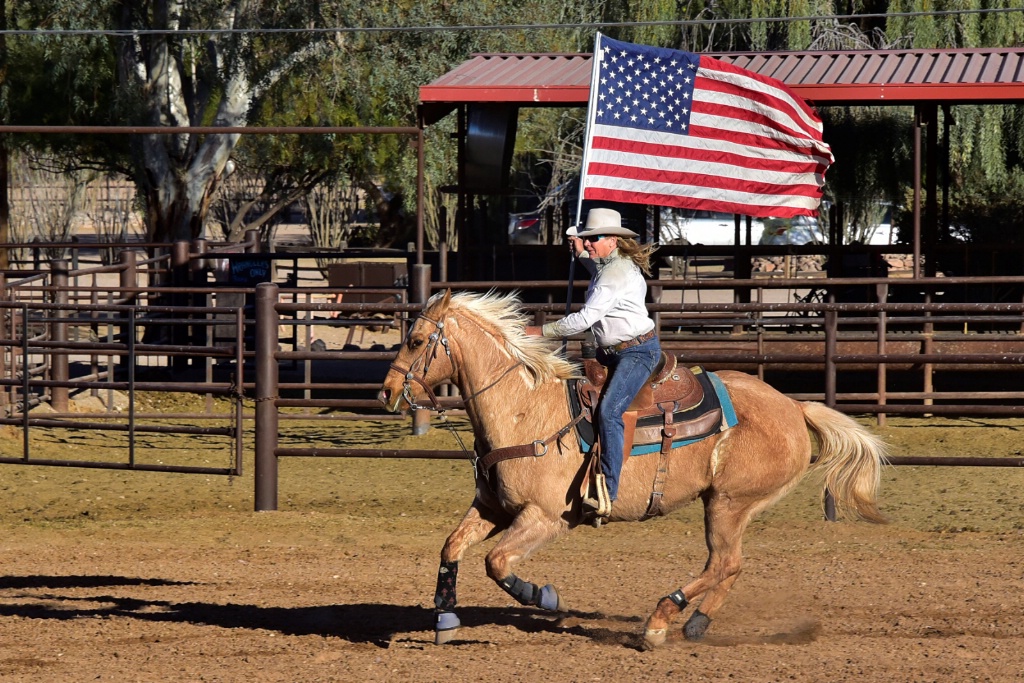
top-left (5, 0), bottom-right (336, 243)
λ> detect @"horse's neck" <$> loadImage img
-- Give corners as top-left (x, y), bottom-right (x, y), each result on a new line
top-left (452, 334), bottom-right (570, 450)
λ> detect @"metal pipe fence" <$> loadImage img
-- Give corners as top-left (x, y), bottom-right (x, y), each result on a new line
top-left (5, 246), bottom-right (1024, 512)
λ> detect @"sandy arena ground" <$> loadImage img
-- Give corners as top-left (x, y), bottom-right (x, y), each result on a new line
top-left (0, 381), bottom-right (1022, 683)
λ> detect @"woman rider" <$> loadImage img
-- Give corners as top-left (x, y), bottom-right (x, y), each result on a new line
top-left (526, 207), bottom-right (660, 520)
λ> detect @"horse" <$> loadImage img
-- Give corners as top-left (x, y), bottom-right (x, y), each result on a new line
top-left (378, 289), bottom-right (887, 649)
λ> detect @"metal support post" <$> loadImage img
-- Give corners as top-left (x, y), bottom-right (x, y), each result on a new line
top-left (50, 260), bottom-right (69, 412)
top-left (254, 282), bottom-right (280, 511)
top-left (410, 263), bottom-right (432, 435)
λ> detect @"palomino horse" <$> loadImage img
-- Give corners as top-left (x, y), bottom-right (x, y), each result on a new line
top-left (378, 289), bottom-right (887, 649)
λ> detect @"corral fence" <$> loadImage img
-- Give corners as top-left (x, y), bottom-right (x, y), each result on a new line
top-left (3, 241), bottom-right (1024, 514)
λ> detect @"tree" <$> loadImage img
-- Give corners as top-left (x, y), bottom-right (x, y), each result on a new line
top-left (5, 0), bottom-right (335, 243)
top-left (113, 1), bottom-right (338, 243)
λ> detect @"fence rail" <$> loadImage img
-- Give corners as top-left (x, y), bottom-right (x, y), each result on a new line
top-left (4, 240), bottom-right (1024, 512)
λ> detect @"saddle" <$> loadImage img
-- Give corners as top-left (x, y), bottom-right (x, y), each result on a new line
top-left (569, 355), bottom-right (730, 519)
top-left (572, 353), bottom-right (723, 457)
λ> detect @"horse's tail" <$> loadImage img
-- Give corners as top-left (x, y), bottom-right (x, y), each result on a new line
top-left (800, 401), bottom-right (889, 523)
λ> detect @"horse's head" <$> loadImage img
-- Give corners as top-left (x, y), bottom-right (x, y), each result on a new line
top-left (378, 289), bottom-right (456, 413)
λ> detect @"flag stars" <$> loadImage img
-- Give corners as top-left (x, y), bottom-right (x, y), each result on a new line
top-left (596, 40), bottom-right (697, 135)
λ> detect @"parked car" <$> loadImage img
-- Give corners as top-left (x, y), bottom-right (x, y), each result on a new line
top-left (659, 208), bottom-right (766, 246)
top-left (508, 211), bottom-right (543, 245)
top-left (758, 215), bottom-right (825, 245)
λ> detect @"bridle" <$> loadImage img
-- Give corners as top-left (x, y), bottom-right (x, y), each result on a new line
top-left (389, 310), bottom-right (524, 413)
top-left (390, 306), bottom-right (582, 478)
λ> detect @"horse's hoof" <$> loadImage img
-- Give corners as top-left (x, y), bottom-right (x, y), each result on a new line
top-left (435, 627), bottom-right (459, 645)
top-left (538, 584), bottom-right (567, 613)
top-left (642, 627), bottom-right (668, 650)
top-left (434, 611), bottom-right (461, 645)
top-left (684, 611), bottom-right (711, 640)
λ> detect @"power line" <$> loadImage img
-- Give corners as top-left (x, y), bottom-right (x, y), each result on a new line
top-left (3, 7), bottom-right (1022, 38)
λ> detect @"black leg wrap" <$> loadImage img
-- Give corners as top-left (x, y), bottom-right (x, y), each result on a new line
top-left (434, 560), bottom-right (459, 611)
top-left (498, 573), bottom-right (540, 606)
top-left (667, 589), bottom-right (688, 608)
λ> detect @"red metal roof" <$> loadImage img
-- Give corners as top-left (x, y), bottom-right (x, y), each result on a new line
top-left (421, 47), bottom-right (1024, 120)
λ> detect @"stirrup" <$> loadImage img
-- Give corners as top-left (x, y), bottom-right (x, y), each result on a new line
top-left (594, 473), bottom-right (612, 517)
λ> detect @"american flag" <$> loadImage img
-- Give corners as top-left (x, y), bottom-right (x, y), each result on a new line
top-left (580, 34), bottom-right (833, 219)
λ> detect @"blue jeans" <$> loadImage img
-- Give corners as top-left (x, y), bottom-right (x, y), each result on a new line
top-left (596, 335), bottom-right (661, 501)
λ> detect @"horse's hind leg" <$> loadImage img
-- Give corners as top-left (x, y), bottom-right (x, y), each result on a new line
top-left (434, 501), bottom-right (508, 645)
top-left (642, 493), bottom-right (755, 648)
top-left (485, 504), bottom-right (568, 614)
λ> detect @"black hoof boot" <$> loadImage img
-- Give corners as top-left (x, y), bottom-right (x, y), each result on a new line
top-left (684, 610), bottom-right (712, 641)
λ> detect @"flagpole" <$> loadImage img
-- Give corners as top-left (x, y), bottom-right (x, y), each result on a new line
top-left (575, 31), bottom-right (604, 233)
top-left (561, 32), bottom-right (604, 355)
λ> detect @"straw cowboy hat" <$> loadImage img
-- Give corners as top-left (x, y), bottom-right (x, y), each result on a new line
top-left (574, 208), bottom-right (639, 238)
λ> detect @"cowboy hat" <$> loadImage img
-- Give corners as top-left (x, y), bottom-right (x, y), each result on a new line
top-left (574, 208), bottom-right (639, 238)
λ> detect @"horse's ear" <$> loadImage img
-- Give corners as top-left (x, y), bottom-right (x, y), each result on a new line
top-left (425, 288), bottom-right (453, 316)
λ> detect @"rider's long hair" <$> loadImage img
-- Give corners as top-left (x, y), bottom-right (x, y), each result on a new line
top-left (615, 237), bottom-right (658, 276)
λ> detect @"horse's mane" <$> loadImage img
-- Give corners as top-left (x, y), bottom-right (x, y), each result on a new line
top-left (444, 290), bottom-right (579, 384)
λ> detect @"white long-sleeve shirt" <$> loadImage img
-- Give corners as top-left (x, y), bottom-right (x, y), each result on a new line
top-left (542, 251), bottom-right (654, 347)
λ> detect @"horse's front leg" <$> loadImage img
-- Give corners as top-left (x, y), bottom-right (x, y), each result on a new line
top-left (486, 504), bottom-right (568, 615)
top-left (434, 500), bottom-right (508, 645)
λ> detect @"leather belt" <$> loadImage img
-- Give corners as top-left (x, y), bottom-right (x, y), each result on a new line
top-left (602, 329), bottom-right (656, 354)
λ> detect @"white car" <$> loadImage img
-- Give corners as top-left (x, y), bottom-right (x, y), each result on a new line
top-left (758, 215), bottom-right (825, 245)
top-left (659, 208), bottom-right (765, 246)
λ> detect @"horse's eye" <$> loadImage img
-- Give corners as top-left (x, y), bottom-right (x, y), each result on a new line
top-left (409, 337), bottom-right (424, 350)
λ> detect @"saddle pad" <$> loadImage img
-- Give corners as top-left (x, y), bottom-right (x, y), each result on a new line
top-left (568, 368), bottom-right (738, 456)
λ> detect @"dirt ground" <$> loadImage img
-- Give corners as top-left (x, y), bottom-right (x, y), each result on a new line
top-left (1, 385), bottom-right (1023, 682)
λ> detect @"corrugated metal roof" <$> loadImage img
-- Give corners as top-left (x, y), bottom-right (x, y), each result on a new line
top-left (420, 47), bottom-right (1024, 119)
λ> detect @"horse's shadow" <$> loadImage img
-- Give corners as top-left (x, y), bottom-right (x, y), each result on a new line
top-left (0, 574), bottom-right (643, 648)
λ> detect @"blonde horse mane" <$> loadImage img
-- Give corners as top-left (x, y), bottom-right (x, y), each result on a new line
top-left (442, 290), bottom-right (579, 385)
